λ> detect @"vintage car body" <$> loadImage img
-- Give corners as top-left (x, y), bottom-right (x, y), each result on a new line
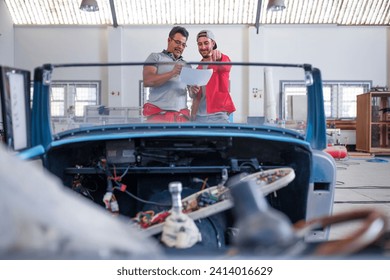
top-left (0, 61), bottom-right (336, 256)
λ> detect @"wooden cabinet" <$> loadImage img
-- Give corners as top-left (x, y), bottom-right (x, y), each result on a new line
top-left (356, 91), bottom-right (390, 154)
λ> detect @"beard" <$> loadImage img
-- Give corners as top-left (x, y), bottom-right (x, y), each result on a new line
top-left (201, 50), bottom-right (212, 59)
top-left (173, 48), bottom-right (182, 58)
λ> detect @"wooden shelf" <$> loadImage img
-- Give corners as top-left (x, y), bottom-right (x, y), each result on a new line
top-left (356, 91), bottom-right (390, 154)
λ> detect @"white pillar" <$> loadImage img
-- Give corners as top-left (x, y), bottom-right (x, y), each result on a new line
top-left (107, 26), bottom-right (123, 107)
top-left (247, 26), bottom-right (265, 119)
top-left (264, 67), bottom-right (277, 122)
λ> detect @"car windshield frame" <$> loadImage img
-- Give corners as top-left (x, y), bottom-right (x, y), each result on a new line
top-left (30, 61), bottom-right (326, 151)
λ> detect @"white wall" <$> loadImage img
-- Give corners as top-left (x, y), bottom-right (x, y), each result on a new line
top-left (11, 24), bottom-right (389, 122)
top-left (249, 25), bottom-right (388, 121)
top-left (0, 0), bottom-right (14, 66)
top-left (14, 26), bottom-right (109, 103)
top-left (14, 26), bottom-right (108, 70)
top-left (260, 25), bottom-right (387, 83)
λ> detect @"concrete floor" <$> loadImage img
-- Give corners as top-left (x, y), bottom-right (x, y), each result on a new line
top-left (328, 154), bottom-right (390, 245)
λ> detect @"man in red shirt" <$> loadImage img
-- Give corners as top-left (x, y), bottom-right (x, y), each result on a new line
top-left (190, 30), bottom-right (236, 123)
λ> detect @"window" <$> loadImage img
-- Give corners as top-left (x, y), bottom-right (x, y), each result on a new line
top-left (50, 85), bottom-right (66, 117)
top-left (281, 81), bottom-right (371, 120)
top-left (49, 81), bottom-right (100, 118)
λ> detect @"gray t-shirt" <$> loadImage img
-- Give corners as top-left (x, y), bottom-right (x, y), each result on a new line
top-left (145, 51), bottom-right (189, 111)
top-left (196, 65), bottom-right (208, 116)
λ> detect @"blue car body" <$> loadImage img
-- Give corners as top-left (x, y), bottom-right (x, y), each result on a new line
top-left (2, 61), bottom-right (336, 253)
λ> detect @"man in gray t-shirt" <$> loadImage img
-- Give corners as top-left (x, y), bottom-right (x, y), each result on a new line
top-left (142, 26), bottom-right (191, 122)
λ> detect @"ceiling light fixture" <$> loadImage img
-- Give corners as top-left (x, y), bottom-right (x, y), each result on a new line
top-left (267, 0), bottom-right (286, 12)
top-left (80, 0), bottom-right (99, 12)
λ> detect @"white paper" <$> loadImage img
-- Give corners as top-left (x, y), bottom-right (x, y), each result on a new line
top-left (179, 67), bottom-right (213, 86)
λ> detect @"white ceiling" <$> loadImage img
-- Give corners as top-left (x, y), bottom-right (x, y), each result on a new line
top-left (4, 0), bottom-right (390, 27)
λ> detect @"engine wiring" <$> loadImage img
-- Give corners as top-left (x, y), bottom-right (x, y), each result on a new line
top-left (112, 186), bottom-right (171, 207)
top-left (71, 170), bottom-right (98, 201)
top-left (96, 158), bottom-right (172, 208)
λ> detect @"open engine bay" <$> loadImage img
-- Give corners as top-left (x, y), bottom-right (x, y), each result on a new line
top-left (43, 134), bottom-right (312, 249)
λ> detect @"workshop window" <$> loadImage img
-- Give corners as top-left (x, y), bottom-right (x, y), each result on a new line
top-left (74, 85), bottom-right (99, 116)
top-left (282, 81), bottom-right (371, 120)
top-left (50, 85), bottom-right (66, 117)
top-left (50, 81), bottom-right (100, 118)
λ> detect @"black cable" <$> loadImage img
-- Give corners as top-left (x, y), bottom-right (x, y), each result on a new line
top-left (207, 217), bottom-right (222, 248)
top-left (112, 186), bottom-right (171, 207)
top-left (336, 166), bottom-right (347, 170)
top-left (334, 200), bottom-right (390, 204)
top-left (336, 162), bottom-right (349, 167)
top-left (239, 161), bottom-right (261, 172)
top-left (336, 161), bottom-right (361, 168)
top-left (344, 161), bottom-right (361, 166)
top-left (336, 185), bottom-right (390, 189)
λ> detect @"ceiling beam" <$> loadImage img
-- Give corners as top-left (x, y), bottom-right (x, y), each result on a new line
top-left (109, 0), bottom-right (118, 27)
top-left (255, 0), bottom-right (263, 34)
